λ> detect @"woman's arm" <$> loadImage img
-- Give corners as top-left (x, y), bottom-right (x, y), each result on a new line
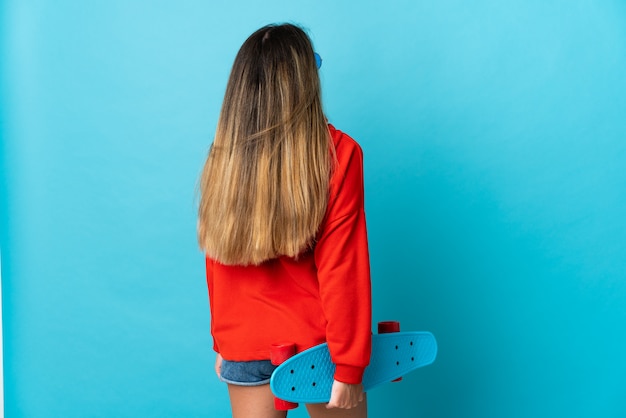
top-left (314, 132), bottom-right (372, 384)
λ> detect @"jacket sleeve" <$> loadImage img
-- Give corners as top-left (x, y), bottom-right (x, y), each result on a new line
top-left (314, 136), bottom-right (372, 384)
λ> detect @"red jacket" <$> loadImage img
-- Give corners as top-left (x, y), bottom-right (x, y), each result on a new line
top-left (206, 124), bottom-right (372, 384)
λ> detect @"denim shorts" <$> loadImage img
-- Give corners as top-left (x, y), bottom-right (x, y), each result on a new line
top-left (219, 359), bottom-right (278, 386)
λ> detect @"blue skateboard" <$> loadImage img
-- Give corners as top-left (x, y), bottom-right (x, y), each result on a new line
top-left (270, 331), bottom-right (437, 404)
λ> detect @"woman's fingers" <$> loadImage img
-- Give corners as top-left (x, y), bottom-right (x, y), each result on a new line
top-left (326, 380), bottom-right (364, 409)
top-left (215, 353), bottom-right (223, 378)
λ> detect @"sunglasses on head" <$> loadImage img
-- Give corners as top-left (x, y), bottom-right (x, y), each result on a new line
top-left (314, 52), bottom-right (322, 69)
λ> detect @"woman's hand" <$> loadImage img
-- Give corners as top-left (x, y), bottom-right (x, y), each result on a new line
top-left (326, 380), bottom-right (364, 409)
top-left (215, 353), bottom-right (223, 378)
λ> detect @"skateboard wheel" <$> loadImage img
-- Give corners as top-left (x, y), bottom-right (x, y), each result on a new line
top-left (270, 343), bottom-right (297, 366)
top-left (378, 321), bottom-right (400, 333)
top-left (377, 321), bottom-right (402, 382)
top-left (270, 343), bottom-right (299, 410)
top-left (274, 397), bottom-right (299, 411)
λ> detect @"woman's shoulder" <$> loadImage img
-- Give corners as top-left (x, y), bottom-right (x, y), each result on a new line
top-left (328, 123), bottom-right (363, 157)
top-left (326, 124), bottom-right (365, 207)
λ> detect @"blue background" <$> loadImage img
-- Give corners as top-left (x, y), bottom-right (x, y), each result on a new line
top-left (2, 1), bottom-right (626, 417)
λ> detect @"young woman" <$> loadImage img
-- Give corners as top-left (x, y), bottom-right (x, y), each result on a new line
top-left (198, 23), bottom-right (372, 418)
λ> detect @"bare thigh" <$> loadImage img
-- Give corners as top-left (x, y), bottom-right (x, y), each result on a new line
top-left (306, 394), bottom-right (367, 418)
top-left (227, 384), bottom-right (287, 418)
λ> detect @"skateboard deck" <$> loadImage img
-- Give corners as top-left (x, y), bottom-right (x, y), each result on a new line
top-left (270, 331), bottom-right (437, 403)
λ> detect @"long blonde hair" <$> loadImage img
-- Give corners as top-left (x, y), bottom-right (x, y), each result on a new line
top-left (198, 24), bottom-right (333, 266)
